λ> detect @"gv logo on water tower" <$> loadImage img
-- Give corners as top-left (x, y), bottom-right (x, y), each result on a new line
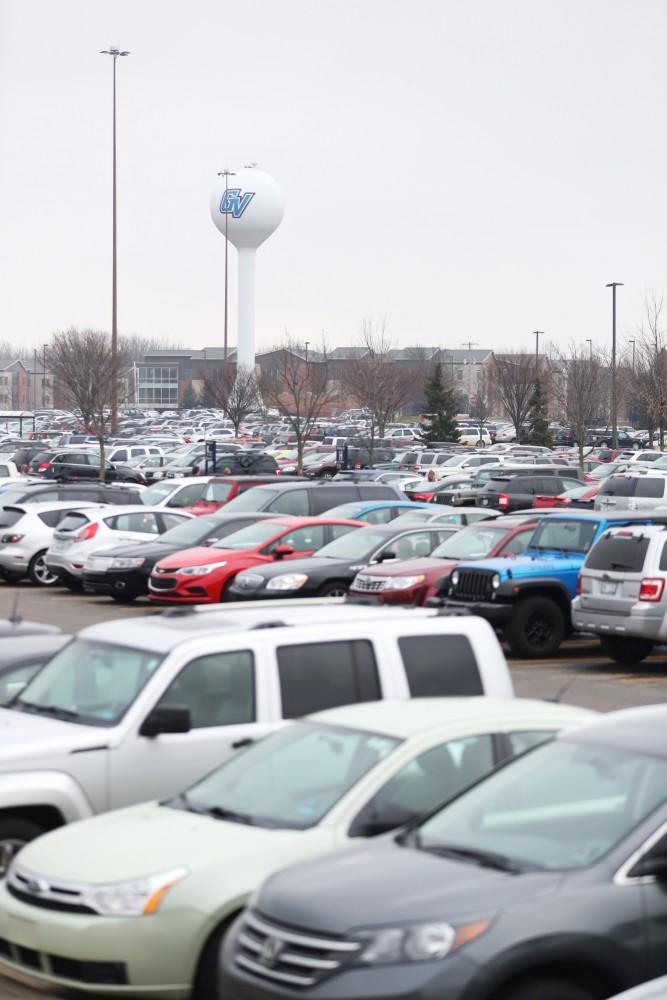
top-left (219, 189), bottom-right (255, 218)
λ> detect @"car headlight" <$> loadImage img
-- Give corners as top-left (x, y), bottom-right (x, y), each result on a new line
top-left (382, 575), bottom-right (425, 591)
top-left (356, 919), bottom-right (490, 965)
top-left (111, 557), bottom-right (146, 569)
top-left (87, 867), bottom-right (188, 917)
top-left (491, 572), bottom-right (501, 590)
top-left (179, 562), bottom-right (224, 576)
top-left (266, 573), bottom-right (309, 591)
top-left (450, 570), bottom-right (460, 586)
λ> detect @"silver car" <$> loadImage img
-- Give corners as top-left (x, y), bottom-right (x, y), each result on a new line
top-left (594, 473), bottom-right (667, 512)
top-left (572, 524), bottom-right (667, 664)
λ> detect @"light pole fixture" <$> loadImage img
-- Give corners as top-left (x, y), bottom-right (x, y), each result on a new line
top-left (100, 46), bottom-right (130, 433)
top-left (606, 282), bottom-right (624, 449)
top-left (628, 338), bottom-right (636, 375)
top-left (533, 331), bottom-right (544, 377)
top-left (586, 338), bottom-right (593, 360)
top-left (217, 168), bottom-right (236, 378)
top-left (304, 341), bottom-right (310, 364)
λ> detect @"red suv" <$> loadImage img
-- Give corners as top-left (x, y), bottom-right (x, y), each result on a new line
top-left (148, 516), bottom-right (363, 604)
top-left (348, 516), bottom-right (539, 606)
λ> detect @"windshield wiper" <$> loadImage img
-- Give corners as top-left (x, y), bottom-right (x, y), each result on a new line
top-left (15, 701), bottom-right (82, 721)
top-left (165, 793), bottom-right (256, 825)
top-left (417, 842), bottom-right (529, 873)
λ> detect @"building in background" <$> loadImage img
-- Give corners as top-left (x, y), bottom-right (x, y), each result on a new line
top-left (0, 360), bottom-right (53, 411)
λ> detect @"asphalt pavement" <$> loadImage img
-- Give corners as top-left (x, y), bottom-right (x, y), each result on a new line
top-left (1, 580), bottom-right (667, 999)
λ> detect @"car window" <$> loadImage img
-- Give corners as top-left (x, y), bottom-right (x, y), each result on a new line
top-left (204, 482), bottom-right (234, 503)
top-left (635, 478), bottom-right (665, 498)
top-left (130, 448), bottom-right (146, 457)
top-left (37, 507), bottom-right (85, 528)
top-left (167, 484), bottom-right (205, 508)
top-left (54, 511), bottom-right (91, 533)
top-left (0, 662), bottom-right (44, 704)
top-left (113, 450), bottom-right (128, 462)
top-left (155, 650), bottom-right (254, 729)
top-left (350, 735), bottom-right (495, 836)
top-left (398, 635), bottom-right (483, 696)
top-left (432, 525), bottom-right (505, 559)
top-left (0, 509), bottom-right (25, 528)
top-left (277, 640), bottom-right (380, 718)
top-left (585, 533), bottom-right (651, 572)
top-left (160, 513), bottom-right (189, 531)
top-left (329, 522), bottom-right (359, 541)
top-left (498, 528), bottom-right (535, 555)
top-left (141, 482), bottom-right (180, 505)
top-left (106, 512), bottom-right (159, 533)
top-left (363, 507), bottom-right (393, 524)
top-left (506, 730), bottom-right (555, 757)
top-left (276, 524), bottom-right (326, 551)
top-left (530, 519), bottom-right (598, 552)
top-left (268, 489), bottom-right (309, 516)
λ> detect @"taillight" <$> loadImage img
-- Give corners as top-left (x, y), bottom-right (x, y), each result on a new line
top-left (415, 465), bottom-right (422, 472)
top-left (639, 578), bottom-right (665, 603)
top-left (1, 533), bottom-right (24, 544)
top-left (39, 462), bottom-right (49, 471)
top-left (75, 522), bottom-right (99, 542)
top-left (498, 493), bottom-right (510, 508)
top-left (576, 574), bottom-right (582, 596)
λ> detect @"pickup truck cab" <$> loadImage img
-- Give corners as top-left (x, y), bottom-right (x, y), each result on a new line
top-left (436, 511), bottom-right (663, 658)
top-left (0, 601), bottom-right (511, 871)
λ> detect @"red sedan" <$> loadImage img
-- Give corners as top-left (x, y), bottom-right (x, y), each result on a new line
top-left (533, 483), bottom-right (600, 509)
top-left (348, 516), bottom-right (539, 606)
top-left (148, 516), bottom-right (362, 604)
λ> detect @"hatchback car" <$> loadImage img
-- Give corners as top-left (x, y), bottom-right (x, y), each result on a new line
top-left (0, 698), bottom-right (593, 999)
top-left (221, 704), bottom-right (667, 1000)
top-left (148, 516), bottom-right (363, 603)
top-left (45, 506), bottom-right (193, 589)
top-left (0, 501), bottom-right (102, 586)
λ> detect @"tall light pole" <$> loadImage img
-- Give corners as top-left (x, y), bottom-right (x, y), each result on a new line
top-left (217, 169), bottom-right (235, 379)
top-left (100, 46), bottom-right (130, 433)
top-left (460, 341), bottom-right (479, 412)
top-left (533, 331), bottom-right (543, 377)
top-left (606, 282), bottom-right (623, 449)
top-left (628, 338), bottom-right (636, 375)
top-left (42, 344), bottom-right (47, 408)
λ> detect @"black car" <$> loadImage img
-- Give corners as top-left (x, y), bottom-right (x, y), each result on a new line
top-left (221, 705), bottom-right (667, 1000)
top-left (0, 482), bottom-right (142, 507)
top-left (0, 634), bottom-right (70, 704)
top-left (82, 512), bottom-right (286, 602)
top-left (41, 450), bottom-right (144, 484)
top-left (437, 464), bottom-right (582, 507)
top-left (228, 523), bottom-right (457, 599)
top-left (475, 473), bottom-right (582, 513)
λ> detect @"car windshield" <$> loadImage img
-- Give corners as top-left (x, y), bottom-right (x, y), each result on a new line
top-left (560, 484), bottom-right (590, 499)
top-left (141, 482), bottom-right (179, 505)
top-left (393, 509), bottom-right (431, 523)
top-left (213, 521), bottom-right (282, 550)
top-left (172, 721), bottom-right (399, 829)
top-left (314, 528), bottom-right (390, 560)
top-left (304, 451), bottom-right (335, 466)
top-left (324, 503), bottom-right (365, 519)
top-left (417, 738), bottom-right (667, 871)
top-left (432, 525), bottom-right (507, 559)
top-left (528, 520), bottom-right (597, 552)
top-left (588, 462), bottom-right (623, 480)
top-left (159, 516), bottom-right (222, 546)
top-left (218, 488), bottom-right (277, 512)
top-left (14, 639), bottom-right (163, 727)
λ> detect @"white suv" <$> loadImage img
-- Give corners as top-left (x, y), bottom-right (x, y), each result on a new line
top-left (0, 502), bottom-right (102, 586)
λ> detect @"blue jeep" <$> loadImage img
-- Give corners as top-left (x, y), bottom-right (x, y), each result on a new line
top-left (437, 511), bottom-right (659, 658)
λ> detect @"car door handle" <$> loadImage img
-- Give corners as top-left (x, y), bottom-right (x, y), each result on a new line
top-left (231, 737), bottom-right (255, 750)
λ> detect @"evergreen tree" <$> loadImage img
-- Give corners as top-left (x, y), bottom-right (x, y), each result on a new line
top-left (180, 385), bottom-right (200, 409)
top-left (422, 363), bottom-right (460, 443)
top-left (525, 379), bottom-right (553, 447)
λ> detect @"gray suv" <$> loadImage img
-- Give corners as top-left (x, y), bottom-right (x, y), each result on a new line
top-left (594, 473), bottom-right (667, 512)
top-left (572, 524), bottom-right (667, 663)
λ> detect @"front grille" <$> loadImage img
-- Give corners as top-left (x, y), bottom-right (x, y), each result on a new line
top-left (352, 576), bottom-right (386, 593)
top-left (149, 577), bottom-right (178, 591)
top-left (154, 565), bottom-right (179, 575)
top-left (235, 910), bottom-right (361, 988)
top-left (451, 569), bottom-right (496, 601)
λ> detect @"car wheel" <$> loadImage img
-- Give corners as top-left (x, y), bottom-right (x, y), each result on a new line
top-left (600, 635), bottom-right (654, 665)
top-left (319, 581), bottom-right (349, 597)
top-left (495, 976), bottom-right (596, 1000)
top-left (28, 551), bottom-right (59, 587)
top-left (504, 596), bottom-right (565, 658)
top-left (193, 914), bottom-right (240, 1000)
top-left (0, 818), bottom-right (44, 878)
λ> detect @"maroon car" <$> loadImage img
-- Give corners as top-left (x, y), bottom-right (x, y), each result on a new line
top-left (348, 515), bottom-right (539, 606)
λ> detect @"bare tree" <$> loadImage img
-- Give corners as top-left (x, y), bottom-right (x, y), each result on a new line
top-left (202, 365), bottom-right (260, 435)
top-left (491, 352), bottom-right (536, 442)
top-left (344, 318), bottom-right (420, 464)
top-left (634, 292), bottom-right (667, 448)
top-left (47, 328), bottom-right (129, 478)
top-left (561, 342), bottom-right (605, 468)
top-left (259, 336), bottom-right (338, 473)
top-left (119, 334), bottom-right (184, 362)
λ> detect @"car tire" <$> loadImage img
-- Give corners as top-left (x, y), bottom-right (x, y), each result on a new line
top-left (28, 551), bottom-right (59, 587)
top-left (192, 914), bottom-right (239, 1000)
top-left (600, 635), bottom-right (654, 665)
top-left (318, 581), bottom-right (349, 597)
top-left (504, 596), bottom-right (565, 658)
top-left (495, 976), bottom-right (596, 1000)
top-left (0, 817), bottom-right (44, 878)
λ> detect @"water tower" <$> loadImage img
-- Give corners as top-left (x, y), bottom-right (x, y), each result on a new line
top-left (210, 166), bottom-right (285, 370)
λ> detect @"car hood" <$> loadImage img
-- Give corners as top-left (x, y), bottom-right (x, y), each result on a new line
top-left (97, 540), bottom-right (175, 561)
top-left (258, 838), bottom-right (561, 934)
top-left (455, 553), bottom-right (583, 577)
top-left (355, 557), bottom-right (456, 579)
top-left (155, 546), bottom-right (240, 569)
top-left (0, 707), bottom-right (107, 766)
top-left (16, 801), bottom-right (330, 884)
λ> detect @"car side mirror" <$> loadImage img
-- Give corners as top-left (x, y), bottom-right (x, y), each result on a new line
top-left (349, 803), bottom-right (415, 838)
top-left (273, 543), bottom-right (294, 560)
top-left (140, 705), bottom-right (191, 738)
top-left (375, 549), bottom-right (397, 563)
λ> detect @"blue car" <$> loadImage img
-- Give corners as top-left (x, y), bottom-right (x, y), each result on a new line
top-left (435, 511), bottom-right (665, 658)
top-left (322, 499), bottom-right (433, 524)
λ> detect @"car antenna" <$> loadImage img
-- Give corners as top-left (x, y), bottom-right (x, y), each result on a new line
top-left (548, 677), bottom-right (577, 704)
top-left (8, 592), bottom-right (22, 625)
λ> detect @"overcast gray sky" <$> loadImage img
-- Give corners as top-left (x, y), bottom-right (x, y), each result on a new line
top-left (1, 0), bottom-right (665, 356)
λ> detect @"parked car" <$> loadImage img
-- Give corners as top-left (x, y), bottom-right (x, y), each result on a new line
top-left (573, 523), bottom-right (667, 664)
top-left (533, 482), bottom-right (600, 509)
top-left (219, 481), bottom-right (404, 517)
top-left (391, 507), bottom-right (504, 526)
top-left (0, 501), bottom-right (104, 586)
top-left (138, 476), bottom-right (305, 513)
top-left (230, 523), bottom-right (458, 601)
top-left (476, 473), bottom-right (583, 513)
top-left (148, 516), bottom-right (363, 604)
top-left (0, 698), bottom-right (593, 998)
top-left (438, 464), bottom-right (580, 507)
top-left (0, 602), bottom-right (512, 869)
top-left (46, 506), bottom-right (193, 590)
top-left (222, 704), bottom-right (667, 1000)
top-left (349, 515), bottom-right (540, 606)
top-left (82, 513), bottom-right (287, 603)
top-left (322, 500), bottom-right (434, 524)
top-left (0, 481), bottom-right (142, 507)
top-left (40, 450), bottom-right (145, 484)
top-left (595, 474), bottom-right (667, 512)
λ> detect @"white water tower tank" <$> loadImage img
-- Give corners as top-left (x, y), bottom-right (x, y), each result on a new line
top-left (210, 167), bottom-right (285, 370)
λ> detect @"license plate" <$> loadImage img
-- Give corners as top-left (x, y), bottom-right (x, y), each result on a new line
top-left (481, 497), bottom-right (489, 506)
top-left (601, 582), bottom-right (617, 595)
top-left (52, 539), bottom-right (66, 550)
